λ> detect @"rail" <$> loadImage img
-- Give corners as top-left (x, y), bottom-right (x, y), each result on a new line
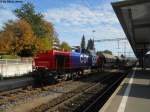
top-left (82, 73), bottom-right (126, 112)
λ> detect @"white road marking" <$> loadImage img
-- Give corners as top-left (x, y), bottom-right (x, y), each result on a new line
top-left (117, 68), bottom-right (136, 112)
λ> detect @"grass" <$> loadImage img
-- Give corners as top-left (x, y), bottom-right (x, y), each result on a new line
top-left (0, 55), bottom-right (19, 59)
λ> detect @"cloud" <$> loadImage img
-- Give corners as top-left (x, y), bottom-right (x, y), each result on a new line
top-left (44, 4), bottom-right (119, 26)
top-left (44, 3), bottom-right (125, 42)
top-left (0, 8), bottom-right (17, 30)
top-left (44, 3), bottom-right (124, 39)
top-left (0, 1), bottom-right (134, 56)
top-left (44, 3), bottom-right (134, 56)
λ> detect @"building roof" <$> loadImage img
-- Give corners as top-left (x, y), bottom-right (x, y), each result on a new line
top-left (112, 0), bottom-right (150, 59)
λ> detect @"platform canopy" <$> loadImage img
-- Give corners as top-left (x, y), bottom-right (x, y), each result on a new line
top-left (112, 0), bottom-right (150, 59)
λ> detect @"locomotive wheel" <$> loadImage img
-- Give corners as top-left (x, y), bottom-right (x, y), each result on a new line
top-left (70, 72), bottom-right (76, 80)
top-left (33, 70), bottom-right (58, 87)
top-left (66, 73), bottom-right (72, 80)
top-left (43, 71), bottom-right (57, 85)
top-left (63, 73), bottom-right (69, 81)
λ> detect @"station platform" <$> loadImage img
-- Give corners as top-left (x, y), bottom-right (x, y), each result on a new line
top-left (100, 68), bottom-right (150, 112)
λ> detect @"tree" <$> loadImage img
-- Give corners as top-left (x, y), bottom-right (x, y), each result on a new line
top-left (1, 19), bottom-right (36, 56)
top-left (13, 20), bottom-right (36, 56)
top-left (14, 3), bottom-right (44, 38)
top-left (0, 3), bottom-right (58, 56)
top-left (0, 21), bottom-right (14, 53)
top-left (81, 35), bottom-right (86, 49)
top-left (96, 51), bottom-right (102, 56)
top-left (103, 50), bottom-right (112, 55)
top-left (87, 38), bottom-right (94, 50)
top-left (14, 3), bottom-right (55, 50)
top-left (60, 41), bottom-right (71, 51)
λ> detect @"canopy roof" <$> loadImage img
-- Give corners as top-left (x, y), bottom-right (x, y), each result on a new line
top-left (112, 0), bottom-right (150, 59)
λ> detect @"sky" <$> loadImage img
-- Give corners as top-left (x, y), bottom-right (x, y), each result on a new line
top-left (0, 0), bottom-right (135, 57)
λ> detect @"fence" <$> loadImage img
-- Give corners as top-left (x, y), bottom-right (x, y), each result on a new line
top-left (0, 59), bottom-right (33, 77)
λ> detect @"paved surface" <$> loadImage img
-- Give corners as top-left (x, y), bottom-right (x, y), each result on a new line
top-left (0, 77), bottom-right (33, 92)
top-left (100, 68), bottom-right (150, 112)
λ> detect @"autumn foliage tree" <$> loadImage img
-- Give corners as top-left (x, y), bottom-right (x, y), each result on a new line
top-left (0, 3), bottom-right (70, 57)
top-left (0, 20), bottom-right (36, 56)
top-left (14, 3), bottom-right (55, 51)
top-left (14, 20), bottom-right (36, 56)
top-left (0, 21), bottom-right (15, 53)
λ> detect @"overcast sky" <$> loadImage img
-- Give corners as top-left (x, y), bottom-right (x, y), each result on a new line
top-left (0, 0), bottom-right (135, 57)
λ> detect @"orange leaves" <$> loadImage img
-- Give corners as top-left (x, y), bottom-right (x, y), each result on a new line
top-left (0, 19), bottom-right (36, 56)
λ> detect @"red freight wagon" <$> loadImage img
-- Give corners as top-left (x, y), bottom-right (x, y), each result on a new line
top-left (33, 50), bottom-right (70, 71)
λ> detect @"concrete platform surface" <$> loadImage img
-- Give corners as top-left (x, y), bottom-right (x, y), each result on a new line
top-left (100, 68), bottom-right (150, 112)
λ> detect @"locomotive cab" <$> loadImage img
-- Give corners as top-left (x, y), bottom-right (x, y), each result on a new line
top-left (33, 50), bottom-right (70, 72)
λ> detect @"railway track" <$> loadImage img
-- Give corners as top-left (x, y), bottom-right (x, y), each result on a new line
top-left (80, 73), bottom-right (126, 112)
top-left (30, 71), bottom-right (123, 112)
top-left (59, 76), bottom-right (119, 112)
top-left (0, 71), bottom-right (113, 112)
top-left (0, 69), bottom-right (126, 112)
top-left (0, 80), bottom-right (73, 111)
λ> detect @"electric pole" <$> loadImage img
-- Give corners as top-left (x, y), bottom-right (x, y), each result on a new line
top-left (94, 38), bottom-right (127, 56)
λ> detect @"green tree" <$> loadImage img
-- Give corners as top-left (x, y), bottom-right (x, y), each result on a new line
top-left (14, 3), bottom-right (44, 38)
top-left (0, 3), bottom-right (58, 56)
top-left (14, 3), bottom-right (55, 50)
top-left (87, 38), bottom-right (94, 50)
top-left (103, 50), bottom-right (112, 55)
top-left (80, 35), bottom-right (86, 49)
top-left (96, 51), bottom-right (102, 56)
top-left (60, 41), bottom-right (71, 51)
